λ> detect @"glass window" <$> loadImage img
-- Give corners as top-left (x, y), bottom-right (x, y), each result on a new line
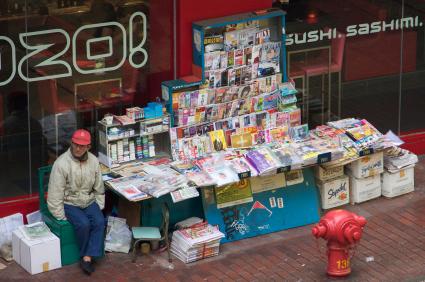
top-left (278, 0), bottom-right (423, 135)
top-left (0, 0), bottom-right (172, 199)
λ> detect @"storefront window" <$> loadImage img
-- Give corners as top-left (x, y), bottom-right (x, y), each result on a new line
top-left (279, 0), bottom-right (424, 134)
top-left (0, 0), bottom-right (172, 199)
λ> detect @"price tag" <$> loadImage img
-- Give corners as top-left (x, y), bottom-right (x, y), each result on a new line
top-left (317, 152), bottom-right (331, 164)
top-left (277, 166), bottom-right (291, 174)
top-left (359, 148), bottom-right (374, 157)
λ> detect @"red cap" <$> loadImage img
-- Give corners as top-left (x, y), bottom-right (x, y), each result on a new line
top-left (72, 129), bottom-right (91, 145)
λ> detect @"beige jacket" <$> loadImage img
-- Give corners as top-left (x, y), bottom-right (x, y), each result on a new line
top-left (47, 149), bottom-right (105, 220)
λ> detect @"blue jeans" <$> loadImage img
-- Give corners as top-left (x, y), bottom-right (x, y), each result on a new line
top-left (64, 202), bottom-right (105, 258)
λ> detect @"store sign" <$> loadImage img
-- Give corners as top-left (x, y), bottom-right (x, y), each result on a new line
top-left (0, 11), bottom-right (147, 86)
top-left (286, 16), bottom-right (420, 46)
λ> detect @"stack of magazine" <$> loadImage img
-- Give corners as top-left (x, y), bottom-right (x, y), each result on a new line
top-left (171, 223), bottom-right (225, 263)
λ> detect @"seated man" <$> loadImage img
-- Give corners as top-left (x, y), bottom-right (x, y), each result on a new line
top-left (47, 129), bottom-right (104, 275)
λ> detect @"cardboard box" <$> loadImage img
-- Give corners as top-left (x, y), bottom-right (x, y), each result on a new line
top-left (315, 165), bottom-right (344, 181)
top-left (346, 152), bottom-right (383, 178)
top-left (381, 166), bottom-right (414, 198)
top-left (350, 174), bottom-right (381, 204)
top-left (317, 175), bottom-right (349, 209)
top-left (12, 229), bottom-right (61, 275)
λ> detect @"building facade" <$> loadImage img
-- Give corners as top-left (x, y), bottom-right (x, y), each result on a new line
top-left (0, 0), bottom-right (424, 217)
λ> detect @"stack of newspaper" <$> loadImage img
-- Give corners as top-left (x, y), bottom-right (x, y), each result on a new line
top-left (384, 146), bottom-right (418, 173)
top-left (171, 223), bottom-right (225, 263)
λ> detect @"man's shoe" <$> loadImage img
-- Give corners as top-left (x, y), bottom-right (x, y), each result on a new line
top-left (80, 259), bottom-right (93, 275)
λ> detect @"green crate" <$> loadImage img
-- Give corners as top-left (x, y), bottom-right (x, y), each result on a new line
top-left (38, 166), bottom-right (80, 266)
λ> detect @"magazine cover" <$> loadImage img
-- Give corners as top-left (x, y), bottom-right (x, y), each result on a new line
top-left (220, 51), bottom-right (228, 69)
top-left (224, 129), bottom-right (236, 146)
top-left (204, 35), bottom-right (224, 53)
top-left (211, 70), bottom-right (222, 88)
top-left (269, 126), bottom-right (288, 141)
top-left (260, 42), bottom-right (281, 63)
top-left (217, 104), bottom-right (227, 120)
top-left (184, 92), bottom-right (191, 108)
top-left (220, 69), bottom-right (229, 86)
top-left (252, 44), bottom-right (261, 64)
top-left (197, 89), bottom-right (209, 106)
top-left (228, 68), bottom-right (236, 86)
top-left (245, 147), bottom-right (279, 175)
top-left (214, 87), bottom-right (227, 103)
top-left (238, 85), bottom-right (252, 99)
top-left (244, 46), bottom-right (253, 65)
top-left (190, 90), bottom-right (199, 108)
top-left (255, 28), bottom-right (271, 45)
top-left (234, 49), bottom-right (244, 66)
top-left (255, 112), bottom-right (268, 128)
top-left (238, 27), bottom-right (257, 48)
top-left (289, 108), bottom-right (302, 127)
top-left (289, 124), bottom-right (310, 141)
top-left (224, 30), bottom-right (239, 51)
top-left (172, 92), bottom-right (181, 110)
top-left (263, 91), bottom-right (279, 110)
top-left (204, 51), bottom-right (221, 71)
top-left (207, 89), bottom-right (216, 104)
top-left (227, 50), bottom-right (235, 67)
top-left (231, 132), bottom-right (253, 148)
top-left (252, 129), bottom-right (272, 145)
top-left (178, 92), bottom-right (185, 109)
top-left (210, 105), bottom-right (219, 121)
top-left (209, 130), bottom-right (227, 151)
top-left (234, 66), bottom-right (244, 85)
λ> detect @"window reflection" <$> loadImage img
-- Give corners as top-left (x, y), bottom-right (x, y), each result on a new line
top-left (0, 0), bottom-right (160, 199)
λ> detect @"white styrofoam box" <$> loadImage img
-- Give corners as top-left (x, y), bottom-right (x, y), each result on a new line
top-left (381, 166), bottom-right (415, 198)
top-left (346, 152), bottom-right (384, 178)
top-left (12, 230), bottom-right (61, 275)
top-left (315, 165), bottom-right (344, 181)
top-left (350, 174), bottom-right (381, 204)
top-left (317, 175), bottom-right (350, 209)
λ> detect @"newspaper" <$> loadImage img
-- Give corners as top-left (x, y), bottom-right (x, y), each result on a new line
top-left (19, 222), bottom-right (52, 240)
top-left (106, 175), bottom-right (150, 201)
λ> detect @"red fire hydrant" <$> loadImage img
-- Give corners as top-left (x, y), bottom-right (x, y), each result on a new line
top-left (312, 209), bottom-right (367, 277)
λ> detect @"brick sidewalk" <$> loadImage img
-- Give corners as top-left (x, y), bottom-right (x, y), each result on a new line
top-left (2, 160), bottom-right (425, 282)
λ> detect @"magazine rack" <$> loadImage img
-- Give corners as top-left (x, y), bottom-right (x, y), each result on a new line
top-left (192, 8), bottom-right (287, 82)
top-left (97, 115), bottom-right (171, 168)
top-left (162, 9), bottom-right (292, 162)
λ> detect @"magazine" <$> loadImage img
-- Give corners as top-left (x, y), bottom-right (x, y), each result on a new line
top-left (171, 186), bottom-right (200, 203)
top-left (209, 130), bottom-right (227, 152)
top-left (209, 166), bottom-right (240, 187)
top-left (106, 175), bottom-right (150, 201)
top-left (245, 147), bottom-right (280, 175)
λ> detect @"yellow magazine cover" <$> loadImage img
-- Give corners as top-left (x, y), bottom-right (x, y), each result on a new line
top-left (231, 132), bottom-right (253, 148)
top-left (209, 130), bottom-right (227, 151)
